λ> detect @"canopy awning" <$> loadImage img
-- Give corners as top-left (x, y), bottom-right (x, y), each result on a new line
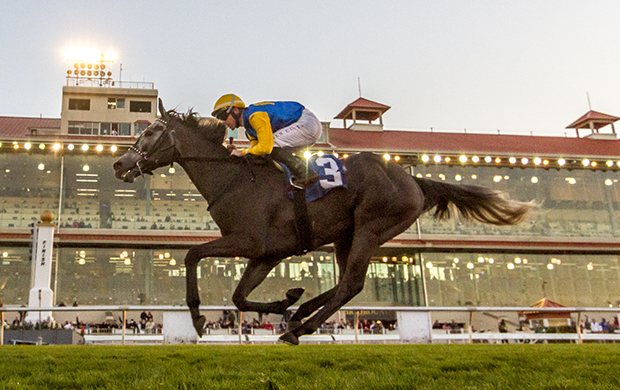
top-left (518, 298), bottom-right (571, 320)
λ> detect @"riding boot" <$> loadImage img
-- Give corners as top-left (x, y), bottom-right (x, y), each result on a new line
top-left (271, 147), bottom-right (319, 188)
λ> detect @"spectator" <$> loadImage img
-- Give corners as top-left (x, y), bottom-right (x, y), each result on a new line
top-left (145, 318), bottom-right (155, 334)
top-left (499, 319), bottom-right (509, 343)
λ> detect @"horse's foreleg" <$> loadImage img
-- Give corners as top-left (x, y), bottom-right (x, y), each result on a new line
top-left (287, 287), bottom-right (338, 329)
top-left (184, 245), bottom-right (205, 336)
top-left (232, 257), bottom-right (304, 314)
top-left (184, 237), bottom-right (249, 337)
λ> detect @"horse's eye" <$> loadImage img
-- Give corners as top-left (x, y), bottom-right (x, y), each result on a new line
top-left (144, 130), bottom-right (153, 137)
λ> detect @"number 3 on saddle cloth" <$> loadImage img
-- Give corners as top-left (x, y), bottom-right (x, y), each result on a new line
top-left (276, 154), bottom-right (347, 254)
top-left (277, 154), bottom-right (347, 201)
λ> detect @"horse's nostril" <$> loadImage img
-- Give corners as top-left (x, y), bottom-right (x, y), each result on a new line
top-left (113, 161), bottom-right (122, 170)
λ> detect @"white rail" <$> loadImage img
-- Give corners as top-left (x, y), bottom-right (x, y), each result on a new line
top-left (2, 305), bottom-right (619, 345)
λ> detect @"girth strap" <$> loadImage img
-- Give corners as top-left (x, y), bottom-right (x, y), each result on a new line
top-left (291, 186), bottom-right (313, 255)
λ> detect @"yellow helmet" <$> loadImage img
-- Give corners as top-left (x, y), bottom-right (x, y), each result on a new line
top-left (212, 94), bottom-right (246, 119)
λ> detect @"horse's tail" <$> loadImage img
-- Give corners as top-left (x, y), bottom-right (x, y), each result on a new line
top-left (412, 176), bottom-right (531, 226)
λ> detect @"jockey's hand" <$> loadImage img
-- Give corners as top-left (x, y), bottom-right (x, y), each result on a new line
top-left (226, 144), bottom-right (237, 152)
top-left (230, 149), bottom-right (244, 157)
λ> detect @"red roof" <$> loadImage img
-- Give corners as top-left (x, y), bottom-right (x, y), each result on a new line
top-left (518, 298), bottom-right (571, 320)
top-left (334, 97), bottom-right (391, 121)
top-left (566, 110), bottom-right (620, 130)
top-left (530, 298), bottom-right (566, 309)
top-left (328, 127), bottom-right (620, 158)
top-left (0, 116), bottom-right (60, 138)
top-left (2, 114), bottom-right (620, 159)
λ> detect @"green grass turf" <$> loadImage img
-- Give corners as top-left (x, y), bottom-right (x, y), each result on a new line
top-left (0, 344), bottom-right (619, 389)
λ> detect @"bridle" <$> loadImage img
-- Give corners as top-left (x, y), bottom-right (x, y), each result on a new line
top-left (126, 115), bottom-right (256, 207)
top-left (129, 117), bottom-right (177, 177)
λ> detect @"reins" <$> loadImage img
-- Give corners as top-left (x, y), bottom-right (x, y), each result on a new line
top-left (130, 115), bottom-right (258, 209)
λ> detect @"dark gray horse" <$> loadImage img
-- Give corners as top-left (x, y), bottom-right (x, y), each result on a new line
top-left (113, 99), bottom-right (530, 345)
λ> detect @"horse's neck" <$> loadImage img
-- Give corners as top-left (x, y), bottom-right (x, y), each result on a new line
top-left (176, 147), bottom-right (237, 206)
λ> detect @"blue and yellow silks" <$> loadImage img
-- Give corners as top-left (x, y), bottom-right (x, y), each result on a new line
top-left (241, 101), bottom-right (304, 155)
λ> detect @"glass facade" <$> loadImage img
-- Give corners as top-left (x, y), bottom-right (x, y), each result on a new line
top-left (1, 150), bottom-right (619, 309)
top-left (422, 252), bottom-right (620, 307)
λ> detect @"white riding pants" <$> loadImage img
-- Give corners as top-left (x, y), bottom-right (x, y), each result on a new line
top-left (273, 109), bottom-right (322, 149)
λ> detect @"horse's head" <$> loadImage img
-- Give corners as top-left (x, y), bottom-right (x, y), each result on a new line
top-left (113, 99), bottom-right (176, 183)
top-left (113, 99), bottom-right (231, 183)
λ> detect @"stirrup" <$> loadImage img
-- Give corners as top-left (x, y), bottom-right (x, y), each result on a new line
top-left (289, 177), bottom-right (304, 190)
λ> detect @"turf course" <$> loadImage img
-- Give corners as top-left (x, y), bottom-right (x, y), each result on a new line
top-left (0, 344), bottom-right (619, 389)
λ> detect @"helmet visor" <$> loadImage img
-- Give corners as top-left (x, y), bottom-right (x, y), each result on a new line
top-left (213, 108), bottom-right (229, 121)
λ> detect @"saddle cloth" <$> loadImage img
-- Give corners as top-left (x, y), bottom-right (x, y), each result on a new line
top-left (278, 154), bottom-right (347, 201)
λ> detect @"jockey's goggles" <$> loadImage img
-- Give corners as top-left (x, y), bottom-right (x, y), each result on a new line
top-left (213, 107), bottom-right (232, 121)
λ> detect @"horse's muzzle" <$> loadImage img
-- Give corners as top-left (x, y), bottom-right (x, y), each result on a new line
top-left (113, 158), bottom-right (140, 183)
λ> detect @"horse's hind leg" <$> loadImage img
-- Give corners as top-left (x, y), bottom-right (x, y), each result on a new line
top-left (232, 257), bottom-right (305, 314)
top-left (279, 233), bottom-right (375, 345)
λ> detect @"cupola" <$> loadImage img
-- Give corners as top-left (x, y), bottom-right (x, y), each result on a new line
top-left (334, 97), bottom-right (390, 131)
top-left (566, 110), bottom-right (619, 139)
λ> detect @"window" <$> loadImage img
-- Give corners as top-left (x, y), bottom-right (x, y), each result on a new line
top-left (101, 123), bottom-right (112, 135)
top-left (68, 99), bottom-right (90, 110)
top-left (100, 122), bottom-right (130, 136)
top-left (119, 123), bottom-right (131, 136)
top-left (68, 121), bottom-right (98, 135)
top-left (134, 121), bottom-right (150, 136)
top-left (108, 98), bottom-right (126, 110)
top-left (130, 101), bottom-right (151, 113)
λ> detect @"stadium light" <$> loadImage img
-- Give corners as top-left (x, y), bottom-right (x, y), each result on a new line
top-left (64, 47), bottom-right (115, 87)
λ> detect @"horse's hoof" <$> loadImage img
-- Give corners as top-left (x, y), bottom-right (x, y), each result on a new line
top-left (286, 288), bottom-right (304, 302)
top-left (278, 332), bottom-right (299, 346)
top-left (193, 315), bottom-right (206, 337)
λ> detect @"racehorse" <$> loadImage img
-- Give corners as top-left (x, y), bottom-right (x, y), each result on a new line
top-left (113, 99), bottom-right (531, 345)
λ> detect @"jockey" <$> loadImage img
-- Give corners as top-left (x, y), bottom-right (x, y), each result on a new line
top-left (211, 94), bottom-right (322, 187)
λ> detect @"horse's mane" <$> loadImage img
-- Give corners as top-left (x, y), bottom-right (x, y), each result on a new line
top-left (164, 109), bottom-right (216, 130)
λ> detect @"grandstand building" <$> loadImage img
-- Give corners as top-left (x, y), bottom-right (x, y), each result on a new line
top-left (1, 83), bottom-right (620, 312)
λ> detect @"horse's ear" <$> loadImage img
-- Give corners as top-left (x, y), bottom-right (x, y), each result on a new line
top-left (158, 98), bottom-right (169, 121)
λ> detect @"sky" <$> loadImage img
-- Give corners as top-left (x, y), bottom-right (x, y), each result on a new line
top-left (1, 0), bottom-right (620, 137)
